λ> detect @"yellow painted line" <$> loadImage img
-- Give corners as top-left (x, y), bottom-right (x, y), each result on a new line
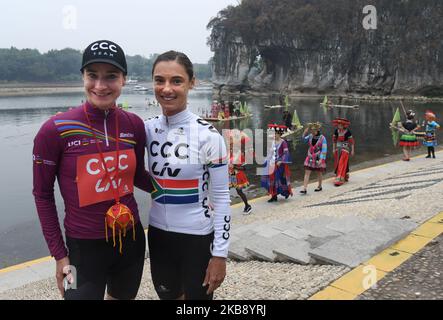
top-left (390, 234), bottom-right (435, 254)
top-left (412, 222), bottom-right (443, 239)
top-left (348, 161), bottom-right (396, 175)
top-left (309, 210), bottom-right (443, 300)
top-left (328, 265), bottom-right (387, 296)
top-left (363, 248), bottom-right (412, 273)
top-left (0, 256), bottom-right (52, 275)
top-left (427, 212), bottom-right (443, 224)
top-left (309, 286), bottom-right (356, 300)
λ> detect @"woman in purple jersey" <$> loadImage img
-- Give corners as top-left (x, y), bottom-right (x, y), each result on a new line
top-left (32, 40), bottom-right (152, 300)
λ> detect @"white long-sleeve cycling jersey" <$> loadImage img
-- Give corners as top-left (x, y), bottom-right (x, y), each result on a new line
top-left (145, 109), bottom-right (231, 257)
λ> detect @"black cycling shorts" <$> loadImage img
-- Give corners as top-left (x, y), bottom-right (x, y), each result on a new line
top-left (148, 225), bottom-right (214, 300)
top-left (64, 222), bottom-right (146, 300)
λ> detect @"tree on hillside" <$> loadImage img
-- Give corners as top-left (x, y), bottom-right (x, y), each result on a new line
top-left (0, 49), bottom-right (212, 82)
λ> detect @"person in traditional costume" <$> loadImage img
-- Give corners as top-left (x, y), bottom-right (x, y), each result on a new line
top-left (218, 101), bottom-right (226, 119)
top-left (399, 110), bottom-right (420, 161)
top-left (332, 118), bottom-right (355, 186)
top-left (282, 110), bottom-right (293, 130)
top-left (234, 101), bottom-right (242, 117)
top-left (224, 101), bottom-right (230, 119)
top-left (300, 122), bottom-right (327, 194)
top-left (211, 100), bottom-right (219, 118)
top-left (228, 129), bottom-right (252, 214)
top-left (228, 102), bottom-right (235, 117)
top-left (423, 110), bottom-right (440, 159)
top-left (261, 124), bottom-right (293, 202)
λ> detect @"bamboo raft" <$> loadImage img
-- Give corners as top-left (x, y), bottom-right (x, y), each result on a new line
top-left (202, 114), bottom-right (251, 122)
top-left (264, 105), bottom-right (285, 109)
top-left (282, 110), bottom-right (303, 138)
top-left (282, 126), bottom-right (304, 138)
top-left (320, 103), bottom-right (359, 109)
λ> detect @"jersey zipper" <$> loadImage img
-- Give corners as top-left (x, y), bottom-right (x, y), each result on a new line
top-left (164, 115), bottom-right (169, 230)
top-left (104, 110), bottom-right (109, 147)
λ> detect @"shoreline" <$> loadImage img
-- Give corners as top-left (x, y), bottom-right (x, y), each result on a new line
top-left (238, 92), bottom-right (443, 103)
top-left (214, 87), bottom-right (443, 103)
top-left (0, 82), bottom-right (149, 98)
top-left (1, 83), bottom-right (443, 102)
top-left (0, 83), bottom-right (84, 97)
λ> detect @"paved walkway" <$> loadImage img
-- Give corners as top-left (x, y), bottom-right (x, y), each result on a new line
top-left (1, 151), bottom-right (442, 300)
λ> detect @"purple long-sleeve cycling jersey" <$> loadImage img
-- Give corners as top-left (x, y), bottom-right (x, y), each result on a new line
top-left (33, 102), bottom-right (152, 260)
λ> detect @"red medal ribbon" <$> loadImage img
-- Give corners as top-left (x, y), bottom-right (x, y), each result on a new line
top-left (83, 104), bottom-right (121, 203)
top-left (83, 104), bottom-right (135, 253)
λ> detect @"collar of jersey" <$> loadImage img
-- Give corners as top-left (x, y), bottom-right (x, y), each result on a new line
top-left (161, 108), bottom-right (193, 125)
top-left (84, 101), bottom-right (116, 118)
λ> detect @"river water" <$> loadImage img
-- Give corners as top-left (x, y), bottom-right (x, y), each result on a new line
top-left (0, 88), bottom-right (441, 267)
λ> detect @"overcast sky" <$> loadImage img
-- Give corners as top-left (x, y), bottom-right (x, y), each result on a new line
top-left (0, 0), bottom-right (239, 63)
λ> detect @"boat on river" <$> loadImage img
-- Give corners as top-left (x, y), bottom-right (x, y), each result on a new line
top-left (202, 113), bottom-right (251, 122)
top-left (264, 104), bottom-right (286, 109)
top-left (320, 96), bottom-right (359, 109)
top-left (133, 85), bottom-right (150, 92)
top-left (282, 110), bottom-right (304, 138)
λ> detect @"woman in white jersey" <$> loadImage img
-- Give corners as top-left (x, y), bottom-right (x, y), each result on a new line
top-left (145, 51), bottom-right (231, 300)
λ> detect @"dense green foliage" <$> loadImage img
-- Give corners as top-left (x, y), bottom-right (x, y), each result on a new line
top-left (207, 0), bottom-right (443, 95)
top-left (0, 48), bottom-right (81, 82)
top-left (0, 48), bottom-right (212, 82)
top-left (208, 0), bottom-right (442, 50)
